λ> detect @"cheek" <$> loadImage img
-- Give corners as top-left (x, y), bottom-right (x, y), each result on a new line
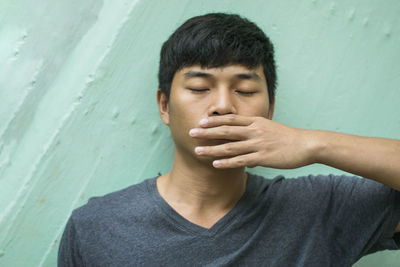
top-left (168, 94), bottom-right (208, 126)
top-left (254, 94), bottom-right (270, 116)
top-left (168, 100), bottom-right (198, 131)
top-left (261, 102), bottom-right (271, 116)
top-left (239, 98), bottom-right (270, 117)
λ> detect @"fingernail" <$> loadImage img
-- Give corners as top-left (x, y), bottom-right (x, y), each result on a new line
top-left (199, 118), bottom-right (208, 125)
top-left (213, 160), bottom-right (222, 167)
top-left (189, 129), bottom-right (200, 136)
top-left (195, 147), bottom-right (205, 154)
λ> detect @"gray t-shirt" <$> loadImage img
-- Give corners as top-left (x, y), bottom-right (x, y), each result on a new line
top-left (58, 174), bottom-right (400, 266)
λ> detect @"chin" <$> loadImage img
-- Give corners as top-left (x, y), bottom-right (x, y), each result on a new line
top-left (195, 154), bottom-right (219, 165)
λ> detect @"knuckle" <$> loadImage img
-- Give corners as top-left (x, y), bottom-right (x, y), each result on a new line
top-left (247, 126), bottom-right (263, 138)
top-left (249, 139), bottom-right (260, 147)
top-left (221, 126), bottom-right (230, 135)
top-left (227, 114), bottom-right (235, 123)
top-left (224, 143), bottom-right (234, 154)
top-left (255, 129), bottom-right (265, 137)
top-left (236, 158), bottom-right (245, 166)
top-left (249, 122), bottom-right (259, 130)
top-left (253, 117), bottom-right (261, 123)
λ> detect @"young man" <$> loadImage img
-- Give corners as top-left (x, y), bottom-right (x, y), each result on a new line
top-left (58, 13), bottom-right (400, 266)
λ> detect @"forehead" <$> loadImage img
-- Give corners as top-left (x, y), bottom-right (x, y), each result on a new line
top-left (174, 64), bottom-right (268, 86)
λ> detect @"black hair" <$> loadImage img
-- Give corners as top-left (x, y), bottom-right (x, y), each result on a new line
top-left (158, 13), bottom-right (277, 104)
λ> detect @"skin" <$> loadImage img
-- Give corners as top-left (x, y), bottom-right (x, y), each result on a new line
top-left (157, 64), bottom-right (400, 233)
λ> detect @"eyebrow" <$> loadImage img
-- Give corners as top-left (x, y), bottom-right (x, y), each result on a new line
top-left (183, 71), bottom-right (213, 79)
top-left (235, 72), bottom-right (262, 82)
top-left (183, 71), bottom-right (262, 82)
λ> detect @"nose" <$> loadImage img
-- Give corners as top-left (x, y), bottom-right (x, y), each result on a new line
top-left (208, 88), bottom-right (236, 116)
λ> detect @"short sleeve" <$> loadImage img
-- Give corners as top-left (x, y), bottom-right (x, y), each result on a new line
top-left (318, 175), bottom-right (400, 257)
top-left (58, 215), bottom-right (85, 267)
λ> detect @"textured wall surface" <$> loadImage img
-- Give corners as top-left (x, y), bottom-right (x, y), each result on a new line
top-left (0, 0), bottom-right (399, 266)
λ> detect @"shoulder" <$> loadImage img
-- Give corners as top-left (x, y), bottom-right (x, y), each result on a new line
top-left (272, 173), bottom-right (388, 194)
top-left (70, 177), bottom-right (156, 229)
top-left (247, 172), bottom-right (341, 197)
top-left (248, 173), bottom-right (395, 206)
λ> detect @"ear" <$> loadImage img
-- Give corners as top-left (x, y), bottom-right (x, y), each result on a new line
top-left (157, 89), bottom-right (170, 125)
top-left (267, 97), bottom-right (275, 120)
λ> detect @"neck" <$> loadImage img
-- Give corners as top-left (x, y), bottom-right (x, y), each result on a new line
top-left (157, 149), bottom-right (248, 212)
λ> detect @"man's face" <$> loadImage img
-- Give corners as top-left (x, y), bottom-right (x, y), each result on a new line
top-left (158, 64), bottom-right (274, 162)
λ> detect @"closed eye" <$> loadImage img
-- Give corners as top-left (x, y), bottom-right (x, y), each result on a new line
top-left (187, 88), bottom-right (209, 93)
top-left (236, 90), bottom-right (256, 96)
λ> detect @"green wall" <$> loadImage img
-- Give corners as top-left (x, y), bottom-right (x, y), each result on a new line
top-left (0, 0), bottom-right (399, 266)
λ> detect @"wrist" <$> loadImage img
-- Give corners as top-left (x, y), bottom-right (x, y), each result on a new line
top-left (301, 129), bottom-right (329, 165)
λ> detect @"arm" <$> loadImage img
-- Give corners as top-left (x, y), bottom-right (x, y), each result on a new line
top-left (308, 130), bottom-right (400, 192)
top-left (190, 115), bottom-right (400, 190)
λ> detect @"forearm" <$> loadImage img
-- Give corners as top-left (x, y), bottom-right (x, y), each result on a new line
top-left (308, 130), bottom-right (400, 191)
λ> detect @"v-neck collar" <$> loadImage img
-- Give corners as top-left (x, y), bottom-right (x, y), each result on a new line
top-left (147, 173), bottom-right (254, 237)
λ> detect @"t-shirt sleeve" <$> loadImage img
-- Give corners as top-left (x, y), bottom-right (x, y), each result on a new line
top-left (313, 175), bottom-right (400, 256)
top-left (58, 215), bottom-right (85, 267)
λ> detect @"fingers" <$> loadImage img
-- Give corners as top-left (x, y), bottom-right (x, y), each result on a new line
top-left (212, 153), bottom-right (259, 169)
top-left (189, 125), bottom-right (249, 140)
top-left (199, 114), bottom-right (254, 128)
top-left (194, 141), bottom-right (260, 168)
top-left (195, 140), bottom-right (254, 158)
top-left (190, 114), bottom-right (264, 169)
